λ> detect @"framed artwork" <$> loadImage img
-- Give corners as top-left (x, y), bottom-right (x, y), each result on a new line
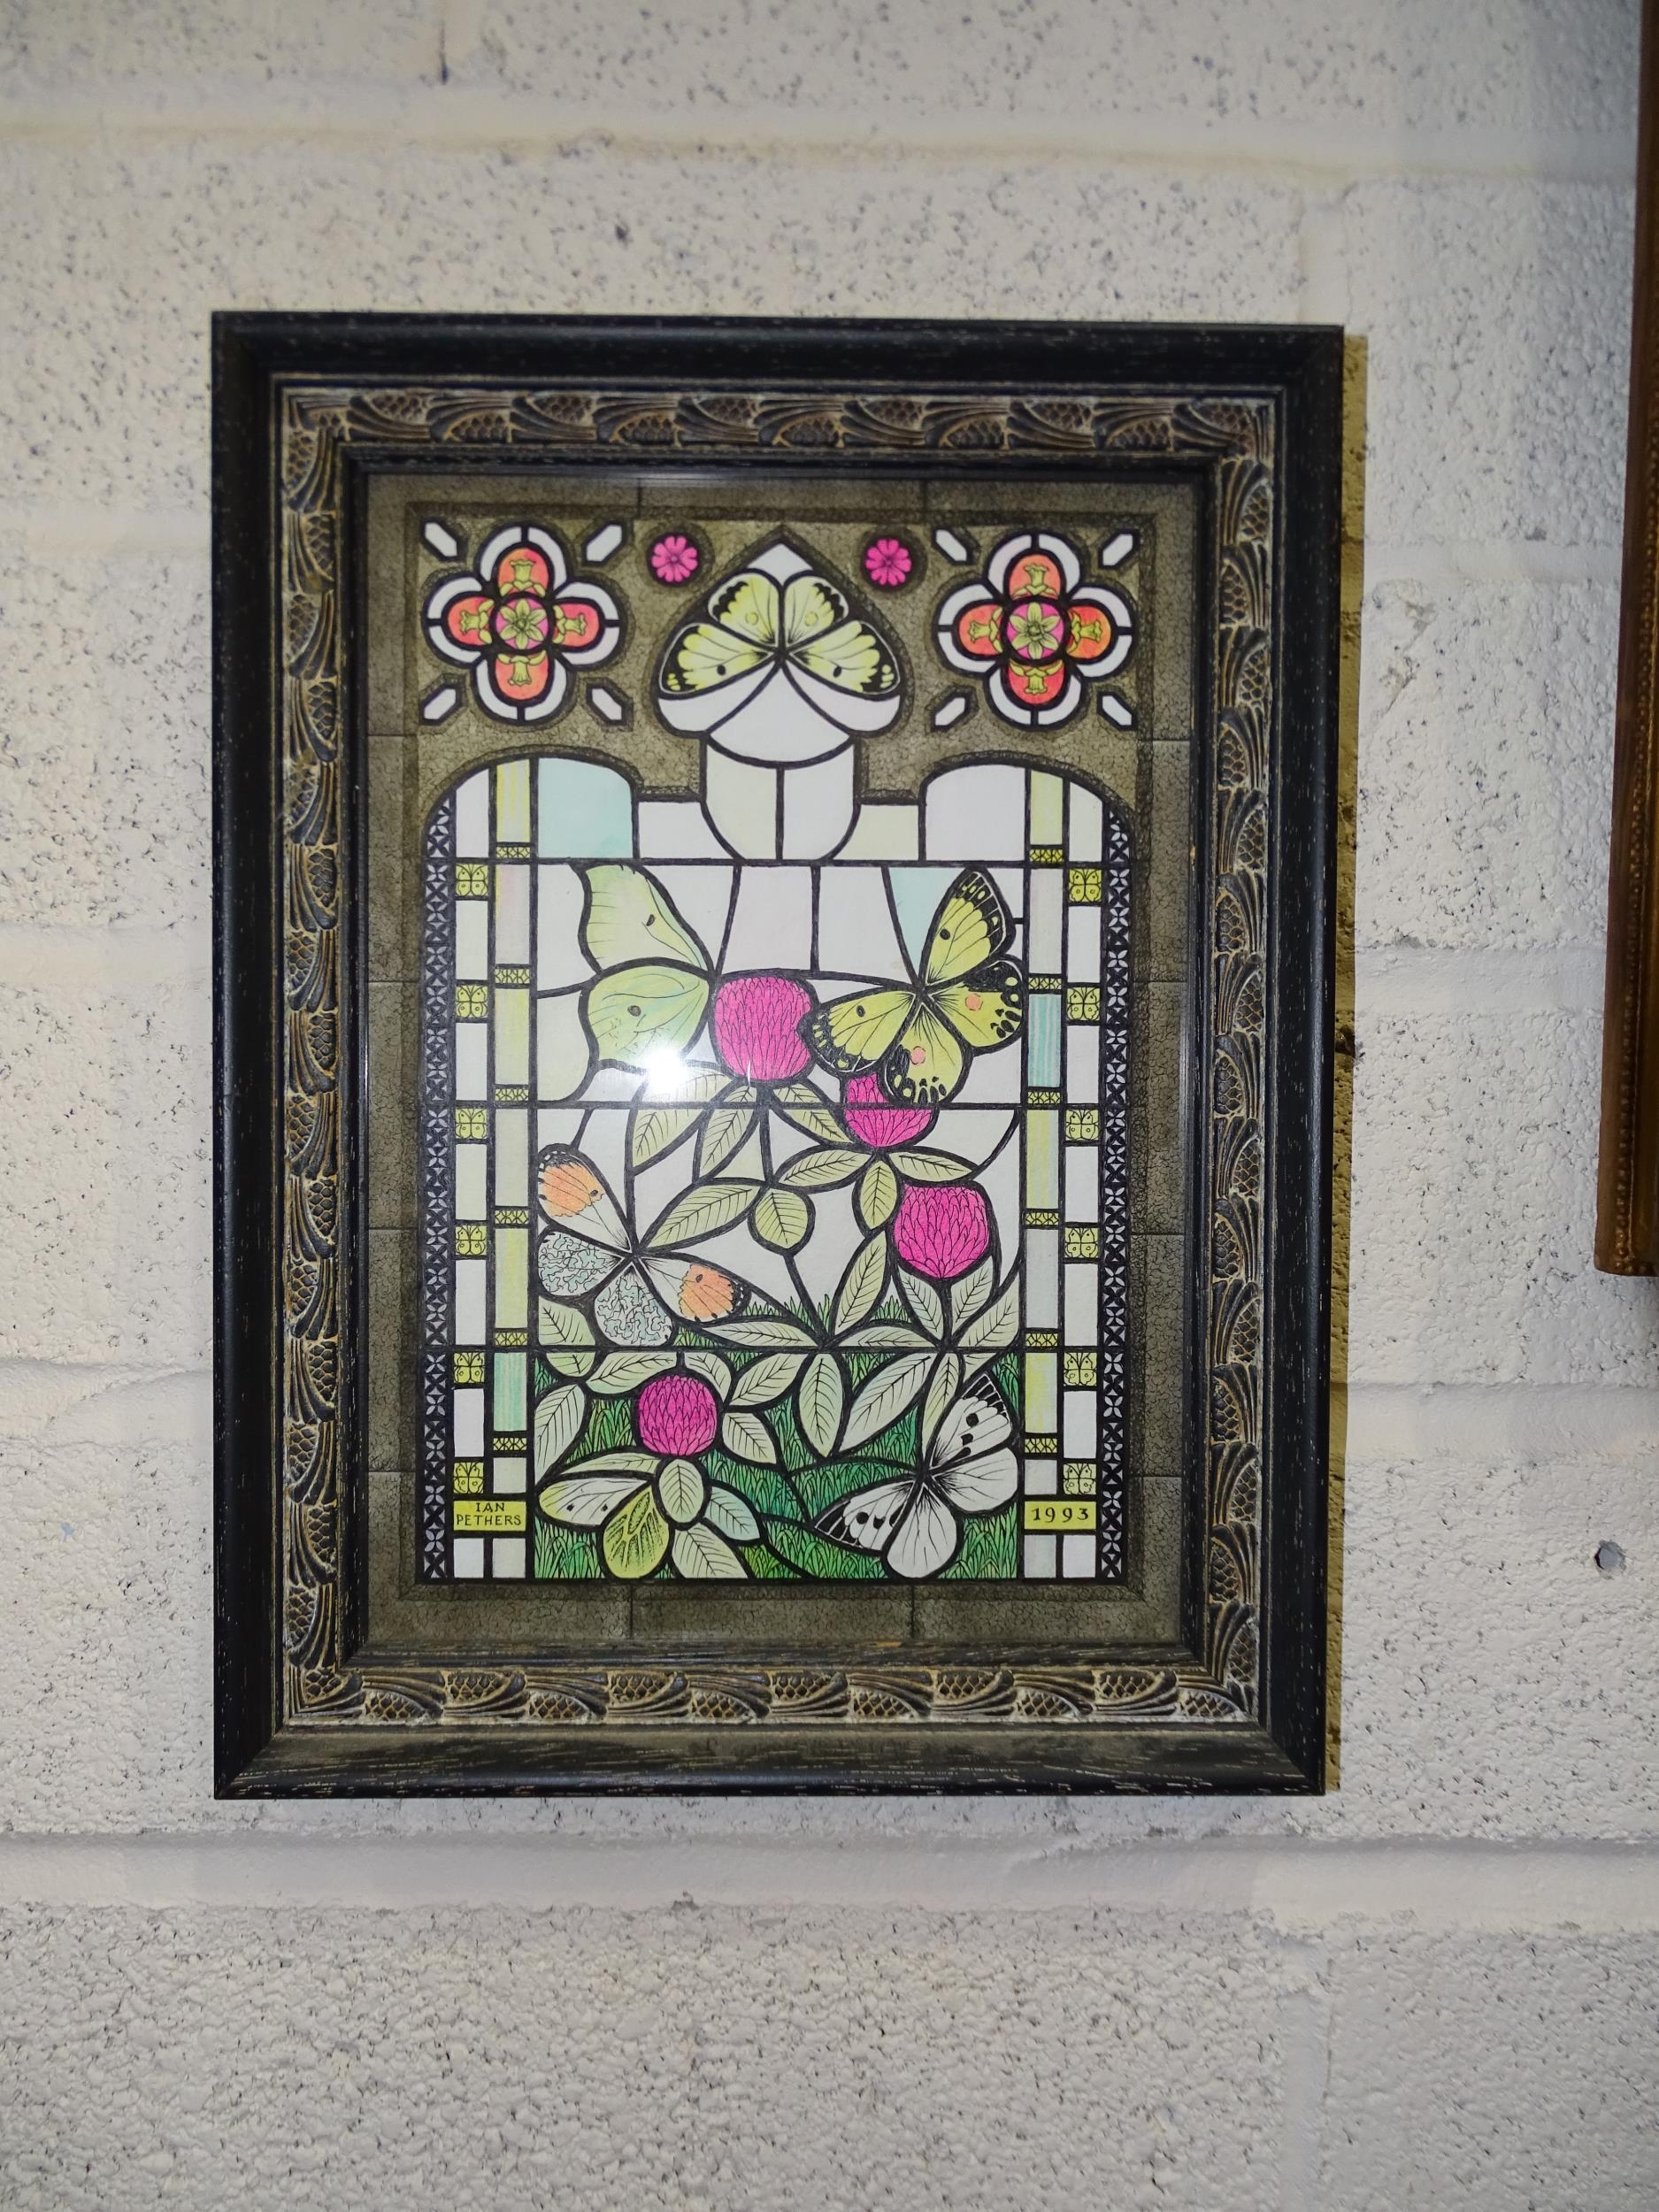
top-left (214, 314), bottom-right (1340, 1793)
top-left (1599, 0), bottom-right (1659, 1276)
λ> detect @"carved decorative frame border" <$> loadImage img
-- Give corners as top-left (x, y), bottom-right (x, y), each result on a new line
top-left (214, 317), bottom-right (1339, 1794)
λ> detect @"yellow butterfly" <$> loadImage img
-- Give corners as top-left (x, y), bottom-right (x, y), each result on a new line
top-left (656, 547), bottom-right (902, 763)
top-left (803, 869), bottom-right (1025, 1107)
top-left (579, 864), bottom-right (712, 1071)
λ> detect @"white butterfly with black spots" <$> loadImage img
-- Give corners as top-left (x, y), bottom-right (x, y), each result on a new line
top-left (815, 1369), bottom-right (1018, 1578)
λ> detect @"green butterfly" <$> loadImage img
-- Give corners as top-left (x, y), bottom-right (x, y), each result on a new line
top-left (580, 864), bottom-right (713, 1070)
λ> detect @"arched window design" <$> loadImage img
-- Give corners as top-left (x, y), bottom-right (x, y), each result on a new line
top-left (417, 753), bottom-right (1132, 1588)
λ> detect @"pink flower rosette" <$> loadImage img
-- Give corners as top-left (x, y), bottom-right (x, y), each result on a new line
top-left (841, 1071), bottom-right (935, 1151)
top-left (892, 1184), bottom-right (992, 1282)
top-left (710, 974), bottom-right (813, 1083)
top-left (636, 1374), bottom-right (720, 1457)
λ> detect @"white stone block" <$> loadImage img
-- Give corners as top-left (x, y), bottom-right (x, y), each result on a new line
top-left (0, 141), bottom-right (1301, 511)
top-left (0, 1440), bottom-right (211, 1833)
top-left (1321, 1927), bottom-right (1659, 2208)
top-left (0, 1901), bottom-right (1306, 2210)
top-left (0, 552), bottom-right (210, 931)
top-left (1336, 179), bottom-right (1633, 550)
top-left (1356, 579), bottom-right (1618, 951)
top-left (1347, 1010), bottom-right (1659, 1387)
top-left (0, 0), bottom-right (437, 96)
top-left (1308, 1459), bottom-right (1659, 1840)
top-left (0, 984), bottom-right (210, 1366)
top-left (437, 0), bottom-right (1638, 141)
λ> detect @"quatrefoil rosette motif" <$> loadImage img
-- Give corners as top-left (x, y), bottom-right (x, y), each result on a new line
top-left (424, 525), bottom-right (622, 723)
top-left (935, 530), bottom-right (1134, 730)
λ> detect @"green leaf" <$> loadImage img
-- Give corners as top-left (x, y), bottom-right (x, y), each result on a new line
top-left (960, 1277), bottom-right (1019, 1352)
top-left (839, 1322), bottom-right (930, 1349)
top-left (919, 1353), bottom-right (962, 1455)
top-left (753, 1187), bottom-right (812, 1250)
top-left (887, 1148), bottom-right (972, 1183)
top-left (776, 1146), bottom-right (865, 1191)
top-left (707, 1316), bottom-right (818, 1350)
top-left (729, 1352), bottom-right (807, 1408)
top-left (671, 1524), bottom-right (747, 1578)
top-left (540, 1298), bottom-right (595, 1348)
top-left (857, 1157), bottom-right (899, 1228)
top-left (796, 1354), bottom-right (844, 1458)
top-left (682, 1348), bottom-right (733, 1397)
top-left (704, 1486), bottom-right (761, 1543)
top-left (897, 1270), bottom-right (945, 1339)
top-left (833, 1233), bottom-right (888, 1334)
top-left (647, 1179), bottom-right (761, 1249)
top-left (630, 1102), bottom-right (702, 1170)
top-left (603, 1486), bottom-right (672, 1577)
top-left (656, 1456), bottom-right (708, 1527)
top-left (533, 1382), bottom-right (588, 1477)
top-left (771, 1081), bottom-right (845, 1144)
top-left (588, 1350), bottom-right (678, 1395)
top-left (539, 1299), bottom-right (596, 1377)
top-left (538, 1466), bottom-right (650, 1526)
top-left (951, 1254), bottom-right (995, 1332)
top-left (842, 1352), bottom-right (932, 1450)
top-left (696, 1098), bottom-right (757, 1178)
top-left (720, 1409), bottom-right (779, 1464)
top-left (767, 1519), bottom-right (886, 1580)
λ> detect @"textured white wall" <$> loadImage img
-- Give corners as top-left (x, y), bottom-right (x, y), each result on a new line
top-left (1, 2), bottom-right (1655, 2205)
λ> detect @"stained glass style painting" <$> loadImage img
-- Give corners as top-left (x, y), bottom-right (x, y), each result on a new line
top-left (403, 503), bottom-right (1151, 1587)
top-left (219, 317), bottom-right (1342, 1797)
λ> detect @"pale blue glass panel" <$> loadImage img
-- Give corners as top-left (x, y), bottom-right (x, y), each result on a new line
top-left (538, 757), bottom-right (633, 857)
top-left (1027, 995), bottom-right (1061, 1087)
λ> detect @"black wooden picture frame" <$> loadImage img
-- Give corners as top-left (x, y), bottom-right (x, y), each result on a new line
top-left (214, 313), bottom-right (1340, 1795)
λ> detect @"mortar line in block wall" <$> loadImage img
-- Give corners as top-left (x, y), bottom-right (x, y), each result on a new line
top-left (0, 507), bottom-right (1624, 590)
top-left (0, 933), bottom-right (1612, 1012)
top-left (1, 1836), bottom-right (1657, 1933)
top-left (4, 1373), bottom-right (1655, 1455)
top-left (0, 97), bottom-right (1637, 187)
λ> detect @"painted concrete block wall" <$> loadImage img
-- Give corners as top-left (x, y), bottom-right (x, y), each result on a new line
top-left (0, 2), bottom-right (1654, 2205)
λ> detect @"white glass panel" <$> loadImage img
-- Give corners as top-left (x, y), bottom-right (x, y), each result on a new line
top-left (1068, 786), bottom-right (1103, 863)
top-left (1065, 903), bottom-right (1101, 983)
top-left (453, 1387), bottom-right (485, 1454)
top-left (1026, 871), bottom-right (1064, 972)
top-left (724, 863), bottom-right (812, 971)
top-left (452, 1538), bottom-right (486, 1579)
top-left (494, 1109), bottom-right (527, 1207)
top-left (455, 901), bottom-right (488, 979)
top-left (1064, 1147), bottom-right (1099, 1221)
top-left (535, 865), bottom-right (588, 991)
top-left (1064, 1025), bottom-right (1100, 1102)
top-left (1063, 1392), bottom-right (1098, 1455)
top-left (1064, 1263), bottom-right (1095, 1343)
top-left (454, 1143), bottom-right (488, 1218)
top-left (455, 1022), bottom-right (488, 1099)
top-left (1024, 1532), bottom-right (1057, 1578)
top-left (454, 1260), bottom-right (488, 1344)
top-left (494, 864), bottom-right (530, 965)
top-left (925, 763), bottom-right (1027, 861)
top-left (1024, 1229), bottom-right (1059, 1328)
top-left (837, 803), bottom-right (918, 860)
top-left (454, 771), bottom-right (491, 857)
top-left (1061, 1532), bottom-right (1095, 1578)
